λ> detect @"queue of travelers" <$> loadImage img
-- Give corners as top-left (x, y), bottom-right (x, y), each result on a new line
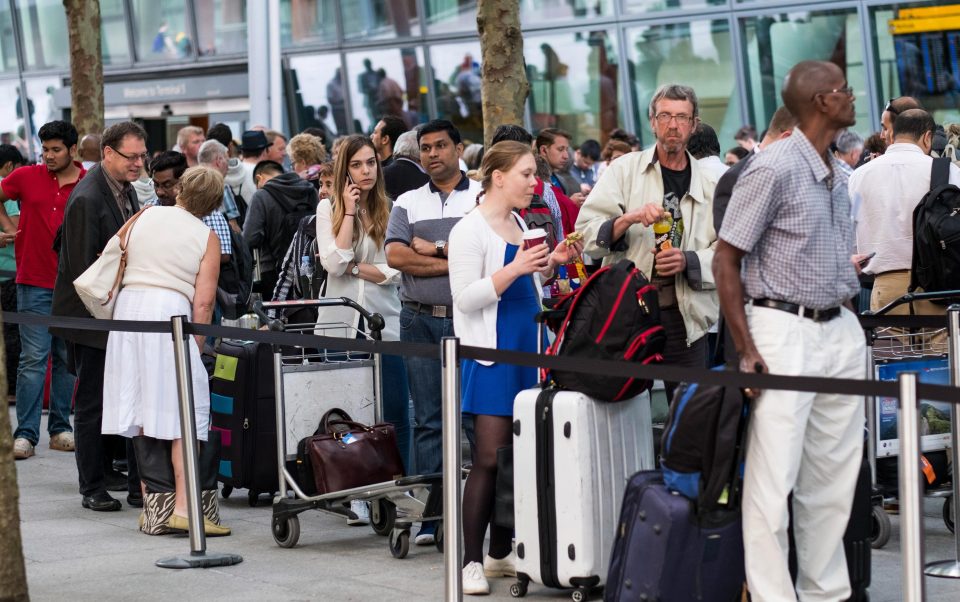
top-left (4, 56), bottom-right (949, 601)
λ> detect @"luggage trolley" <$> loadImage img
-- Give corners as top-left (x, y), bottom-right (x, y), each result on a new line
top-left (863, 291), bottom-right (958, 548)
top-left (254, 299), bottom-right (443, 557)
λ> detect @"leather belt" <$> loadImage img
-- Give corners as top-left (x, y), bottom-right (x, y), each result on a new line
top-left (750, 298), bottom-right (842, 323)
top-left (402, 301), bottom-right (452, 318)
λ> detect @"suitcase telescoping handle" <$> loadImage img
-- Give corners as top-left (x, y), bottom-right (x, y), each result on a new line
top-left (865, 289), bottom-right (960, 316)
top-left (257, 298), bottom-right (386, 340)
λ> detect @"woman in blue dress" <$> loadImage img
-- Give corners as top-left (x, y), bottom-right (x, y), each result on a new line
top-left (448, 141), bottom-right (583, 595)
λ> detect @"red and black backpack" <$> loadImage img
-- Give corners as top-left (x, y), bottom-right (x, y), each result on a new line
top-left (544, 259), bottom-right (665, 401)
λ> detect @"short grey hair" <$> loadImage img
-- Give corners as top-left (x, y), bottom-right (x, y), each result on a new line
top-left (648, 84), bottom-right (699, 119)
top-left (835, 130), bottom-right (864, 154)
top-left (393, 130), bottom-right (420, 161)
top-left (197, 139), bottom-right (228, 165)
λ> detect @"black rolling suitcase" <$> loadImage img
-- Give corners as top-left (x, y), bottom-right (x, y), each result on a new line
top-left (210, 339), bottom-right (277, 506)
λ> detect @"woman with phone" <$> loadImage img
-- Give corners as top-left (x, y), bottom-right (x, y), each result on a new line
top-left (314, 135), bottom-right (410, 524)
top-left (448, 141), bottom-right (583, 594)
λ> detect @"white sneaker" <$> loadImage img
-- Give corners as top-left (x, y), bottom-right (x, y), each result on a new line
top-left (462, 561), bottom-right (490, 595)
top-left (483, 551), bottom-right (517, 577)
top-left (347, 500), bottom-right (369, 526)
top-left (13, 438), bottom-right (34, 460)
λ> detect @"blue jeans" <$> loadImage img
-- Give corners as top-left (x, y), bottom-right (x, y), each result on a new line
top-left (380, 354), bottom-right (412, 473)
top-left (14, 284), bottom-right (76, 444)
top-left (399, 306), bottom-right (474, 476)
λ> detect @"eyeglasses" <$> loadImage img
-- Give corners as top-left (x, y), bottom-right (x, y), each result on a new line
top-left (812, 86), bottom-right (854, 100)
top-left (884, 98), bottom-right (901, 117)
top-left (654, 113), bottom-right (695, 125)
top-left (109, 146), bottom-right (148, 163)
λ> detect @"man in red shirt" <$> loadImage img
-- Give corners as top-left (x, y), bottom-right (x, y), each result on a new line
top-left (0, 121), bottom-right (85, 460)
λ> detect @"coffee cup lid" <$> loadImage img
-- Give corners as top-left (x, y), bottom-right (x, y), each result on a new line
top-left (523, 228), bottom-right (547, 239)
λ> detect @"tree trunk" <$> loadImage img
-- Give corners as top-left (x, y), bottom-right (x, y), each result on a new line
top-left (64, 0), bottom-right (104, 136)
top-left (477, 0), bottom-right (529, 148)
top-left (0, 311), bottom-right (28, 601)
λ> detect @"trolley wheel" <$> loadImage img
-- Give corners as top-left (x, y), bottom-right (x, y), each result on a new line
top-left (370, 499), bottom-right (396, 536)
top-left (572, 587), bottom-right (589, 602)
top-left (389, 528), bottom-right (410, 559)
top-left (944, 495), bottom-right (955, 534)
top-left (870, 505), bottom-right (892, 549)
top-left (221, 485), bottom-right (233, 499)
top-left (248, 491), bottom-right (260, 507)
top-left (272, 515), bottom-right (300, 548)
top-left (510, 580), bottom-right (528, 598)
top-left (435, 520), bottom-right (444, 553)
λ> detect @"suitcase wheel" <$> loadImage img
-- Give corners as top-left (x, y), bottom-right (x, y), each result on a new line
top-left (248, 491), bottom-right (261, 507)
top-left (571, 587), bottom-right (590, 602)
top-left (221, 485), bottom-right (233, 499)
top-left (944, 495), bottom-right (955, 534)
top-left (509, 578), bottom-right (528, 598)
top-left (870, 505), bottom-right (891, 549)
top-left (272, 515), bottom-right (300, 548)
top-left (389, 528), bottom-right (410, 559)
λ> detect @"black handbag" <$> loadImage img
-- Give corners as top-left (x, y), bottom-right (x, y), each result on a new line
top-left (131, 432), bottom-right (223, 535)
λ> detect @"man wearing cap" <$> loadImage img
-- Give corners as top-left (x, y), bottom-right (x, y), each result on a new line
top-left (230, 130), bottom-right (270, 206)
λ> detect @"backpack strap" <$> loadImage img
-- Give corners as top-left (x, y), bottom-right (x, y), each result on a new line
top-left (931, 157), bottom-right (951, 191)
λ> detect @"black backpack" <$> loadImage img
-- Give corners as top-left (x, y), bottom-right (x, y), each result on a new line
top-left (216, 228), bottom-right (254, 320)
top-left (544, 259), bottom-right (665, 401)
top-left (264, 188), bottom-right (318, 269)
top-left (660, 375), bottom-right (748, 514)
top-left (911, 157), bottom-right (960, 303)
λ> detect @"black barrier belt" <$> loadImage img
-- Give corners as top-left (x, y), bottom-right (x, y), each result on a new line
top-left (2, 311), bottom-right (958, 404)
top-left (858, 314), bottom-right (947, 329)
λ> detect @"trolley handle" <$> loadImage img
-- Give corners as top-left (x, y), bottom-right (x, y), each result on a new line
top-left (251, 300), bottom-right (285, 332)
top-left (863, 290), bottom-right (960, 316)
top-left (259, 297), bottom-right (385, 340)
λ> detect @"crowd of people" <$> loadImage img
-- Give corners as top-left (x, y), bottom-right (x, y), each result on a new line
top-left (3, 57), bottom-right (945, 599)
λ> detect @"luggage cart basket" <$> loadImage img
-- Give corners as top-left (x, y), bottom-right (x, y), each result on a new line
top-left (863, 291), bottom-right (959, 548)
top-left (254, 299), bottom-right (443, 557)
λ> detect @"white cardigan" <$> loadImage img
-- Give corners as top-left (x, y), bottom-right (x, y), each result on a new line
top-left (449, 208), bottom-right (543, 366)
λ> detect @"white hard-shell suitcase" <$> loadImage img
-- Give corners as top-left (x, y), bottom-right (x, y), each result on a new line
top-left (512, 387), bottom-right (654, 600)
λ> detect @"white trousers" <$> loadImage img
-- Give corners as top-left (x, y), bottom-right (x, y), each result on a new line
top-left (742, 305), bottom-right (865, 602)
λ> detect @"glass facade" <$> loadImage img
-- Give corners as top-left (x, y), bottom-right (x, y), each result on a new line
top-left (4, 0), bottom-right (960, 160)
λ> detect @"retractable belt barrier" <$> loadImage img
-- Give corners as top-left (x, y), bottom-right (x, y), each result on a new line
top-left (2, 310), bottom-right (956, 403)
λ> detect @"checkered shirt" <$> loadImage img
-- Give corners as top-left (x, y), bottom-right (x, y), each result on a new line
top-left (201, 210), bottom-right (233, 255)
top-left (719, 128), bottom-right (860, 310)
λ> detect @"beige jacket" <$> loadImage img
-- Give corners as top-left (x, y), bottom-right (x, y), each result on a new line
top-left (575, 147), bottom-right (719, 345)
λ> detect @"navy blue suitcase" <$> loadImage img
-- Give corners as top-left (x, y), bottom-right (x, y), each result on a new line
top-left (604, 470), bottom-right (745, 602)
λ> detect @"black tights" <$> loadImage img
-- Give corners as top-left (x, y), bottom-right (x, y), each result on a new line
top-left (462, 414), bottom-right (513, 566)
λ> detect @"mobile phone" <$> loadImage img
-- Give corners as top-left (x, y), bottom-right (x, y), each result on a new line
top-left (347, 172), bottom-right (355, 187)
top-left (857, 251), bottom-right (877, 267)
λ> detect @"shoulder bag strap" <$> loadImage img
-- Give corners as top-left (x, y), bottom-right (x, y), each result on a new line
top-left (111, 206), bottom-right (151, 297)
top-left (931, 156), bottom-right (951, 190)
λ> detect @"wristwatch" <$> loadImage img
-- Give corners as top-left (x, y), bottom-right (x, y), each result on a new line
top-left (435, 240), bottom-right (446, 257)
top-left (351, 263), bottom-right (360, 277)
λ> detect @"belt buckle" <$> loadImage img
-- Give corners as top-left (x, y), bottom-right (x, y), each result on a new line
top-left (432, 305), bottom-right (447, 318)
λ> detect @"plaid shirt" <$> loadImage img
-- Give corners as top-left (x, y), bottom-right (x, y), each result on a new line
top-left (201, 210), bottom-right (232, 255)
top-left (720, 128), bottom-right (859, 310)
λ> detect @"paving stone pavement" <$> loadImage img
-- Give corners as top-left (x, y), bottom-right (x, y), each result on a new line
top-left (11, 411), bottom-right (960, 601)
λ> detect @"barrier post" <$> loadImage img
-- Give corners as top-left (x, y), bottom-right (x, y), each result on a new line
top-left (925, 304), bottom-right (960, 578)
top-left (898, 372), bottom-right (925, 600)
top-left (156, 315), bottom-right (243, 569)
top-left (441, 336), bottom-right (462, 601)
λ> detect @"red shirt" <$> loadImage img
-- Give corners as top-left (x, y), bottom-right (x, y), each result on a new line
top-left (1, 162), bottom-right (86, 289)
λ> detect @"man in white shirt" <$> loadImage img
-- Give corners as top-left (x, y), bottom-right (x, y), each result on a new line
top-left (849, 108), bottom-right (960, 314)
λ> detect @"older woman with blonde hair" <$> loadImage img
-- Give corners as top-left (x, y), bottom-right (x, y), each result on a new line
top-left (287, 132), bottom-right (327, 174)
top-left (101, 165), bottom-right (228, 536)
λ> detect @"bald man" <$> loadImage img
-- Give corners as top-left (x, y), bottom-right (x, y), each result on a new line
top-left (78, 134), bottom-right (101, 170)
top-left (713, 60), bottom-right (866, 601)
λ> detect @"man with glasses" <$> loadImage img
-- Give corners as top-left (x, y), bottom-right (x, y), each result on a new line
top-left (713, 61), bottom-right (865, 601)
top-left (0, 120), bottom-right (83, 461)
top-left (880, 96), bottom-right (922, 147)
top-left (147, 150), bottom-right (187, 206)
top-left (52, 121), bottom-right (146, 512)
top-left (577, 83), bottom-right (719, 398)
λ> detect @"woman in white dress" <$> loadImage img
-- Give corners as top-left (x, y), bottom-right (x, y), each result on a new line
top-left (315, 135), bottom-right (409, 524)
top-left (101, 166), bottom-right (229, 536)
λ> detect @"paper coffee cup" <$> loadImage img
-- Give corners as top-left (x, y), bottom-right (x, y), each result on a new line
top-left (522, 228), bottom-right (547, 250)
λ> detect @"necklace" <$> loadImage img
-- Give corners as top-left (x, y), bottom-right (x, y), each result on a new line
top-left (357, 207), bottom-right (368, 216)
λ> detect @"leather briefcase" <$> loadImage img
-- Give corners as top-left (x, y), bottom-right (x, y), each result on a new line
top-left (306, 418), bottom-right (404, 495)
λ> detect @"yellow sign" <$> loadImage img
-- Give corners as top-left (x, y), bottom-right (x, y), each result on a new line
top-left (898, 5), bottom-right (960, 20)
top-left (890, 15), bottom-right (960, 35)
